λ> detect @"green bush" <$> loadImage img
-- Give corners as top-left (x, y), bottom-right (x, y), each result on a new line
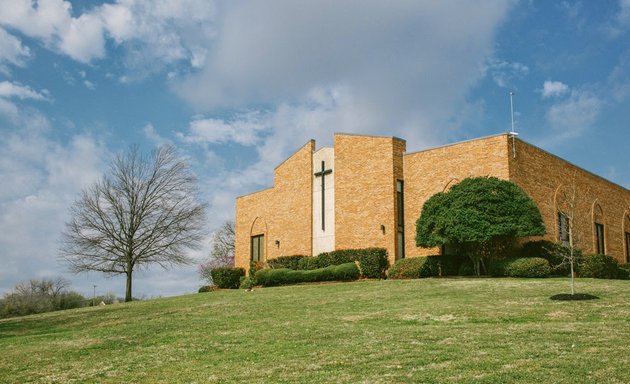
top-left (580, 254), bottom-right (619, 279)
top-left (518, 240), bottom-right (582, 276)
top-left (198, 285), bottom-right (212, 293)
top-left (616, 266), bottom-right (630, 280)
top-left (239, 276), bottom-right (255, 289)
top-left (287, 248), bottom-right (389, 278)
top-left (357, 248), bottom-right (389, 278)
top-left (267, 255), bottom-right (308, 270)
top-left (388, 257), bottom-right (437, 279)
top-left (210, 267), bottom-right (246, 289)
top-left (254, 262), bottom-right (360, 287)
top-left (488, 258), bottom-right (512, 277)
top-left (458, 261), bottom-right (475, 276)
top-left (503, 257), bottom-right (551, 278)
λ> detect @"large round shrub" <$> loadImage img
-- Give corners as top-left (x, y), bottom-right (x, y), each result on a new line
top-left (580, 254), bottom-right (619, 279)
top-left (504, 257), bottom-right (551, 278)
top-left (210, 267), bottom-right (245, 289)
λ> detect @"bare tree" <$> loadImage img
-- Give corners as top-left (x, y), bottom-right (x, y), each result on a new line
top-left (210, 221), bottom-right (235, 266)
top-left (199, 221), bottom-right (235, 284)
top-left (556, 173), bottom-right (583, 295)
top-left (60, 145), bottom-right (206, 301)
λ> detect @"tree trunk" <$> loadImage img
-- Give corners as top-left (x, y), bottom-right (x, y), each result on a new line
top-left (125, 270), bottom-right (133, 302)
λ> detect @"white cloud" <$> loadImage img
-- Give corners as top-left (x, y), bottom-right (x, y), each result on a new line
top-left (546, 90), bottom-right (602, 139)
top-left (181, 113), bottom-right (268, 146)
top-left (143, 123), bottom-right (172, 146)
top-left (58, 13), bottom-right (106, 62)
top-left (0, 0), bottom-right (217, 67)
top-left (541, 80), bottom-right (570, 98)
top-left (485, 59), bottom-right (530, 89)
top-left (618, 0), bottom-right (630, 26)
top-left (0, 81), bottom-right (49, 100)
top-left (0, 109), bottom-right (109, 295)
top-left (176, 1), bottom-right (511, 152)
top-left (0, 27), bottom-right (31, 74)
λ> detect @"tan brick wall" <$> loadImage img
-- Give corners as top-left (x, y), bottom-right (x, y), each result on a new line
top-left (403, 135), bottom-right (511, 257)
top-left (509, 139), bottom-right (630, 262)
top-left (234, 140), bottom-right (314, 271)
top-left (235, 133), bottom-right (630, 271)
top-left (334, 134), bottom-right (406, 265)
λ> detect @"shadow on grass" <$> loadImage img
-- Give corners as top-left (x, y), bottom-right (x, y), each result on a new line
top-left (549, 293), bottom-right (599, 301)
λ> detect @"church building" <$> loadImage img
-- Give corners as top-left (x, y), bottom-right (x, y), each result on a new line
top-left (234, 133), bottom-right (630, 270)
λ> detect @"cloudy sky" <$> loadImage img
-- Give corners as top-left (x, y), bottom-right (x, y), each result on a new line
top-left (1, 0), bottom-right (629, 298)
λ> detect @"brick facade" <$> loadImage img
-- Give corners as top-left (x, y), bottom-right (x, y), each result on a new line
top-left (234, 133), bottom-right (630, 271)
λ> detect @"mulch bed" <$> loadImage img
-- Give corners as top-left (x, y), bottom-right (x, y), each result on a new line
top-left (549, 293), bottom-right (599, 301)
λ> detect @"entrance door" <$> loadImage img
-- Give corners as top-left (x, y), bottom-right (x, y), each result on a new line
top-left (251, 234), bottom-right (265, 262)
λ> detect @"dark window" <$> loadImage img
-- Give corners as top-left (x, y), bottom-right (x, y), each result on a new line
top-left (251, 234), bottom-right (264, 261)
top-left (396, 180), bottom-right (405, 259)
top-left (595, 223), bottom-right (605, 254)
top-left (625, 232), bottom-right (630, 263)
top-left (557, 211), bottom-right (570, 247)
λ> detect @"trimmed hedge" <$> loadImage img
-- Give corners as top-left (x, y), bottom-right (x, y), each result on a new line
top-left (580, 254), bottom-right (619, 279)
top-left (253, 262), bottom-right (360, 287)
top-left (490, 257), bottom-right (551, 278)
top-left (356, 248), bottom-right (389, 278)
top-left (267, 248), bottom-right (389, 279)
top-left (388, 257), bottom-right (433, 279)
top-left (210, 267), bottom-right (245, 289)
top-left (267, 255), bottom-right (308, 270)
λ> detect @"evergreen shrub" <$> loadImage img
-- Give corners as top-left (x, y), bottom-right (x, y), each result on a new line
top-left (267, 255), bottom-right (308, 270)
top-left (357, 248), bottom-right (389, 278)
top-left (210, 267), bottom-right (245, 289)
top-left (277, 248), bottom-right (389, 278)
top-left (388, 257), bottom-right (437, 279)
top-left (580, 254), bottom-right (619, 279)
top-left (458, 261), bottom-right (475, 276)
top-left (239, 276), bottom-right (254, 289)
top-left (503, 257), bottom-right (551, 278)
top-left (519, 240), bottom-right (582, 276)
top-left (254, 262), bottom-right (359, 287)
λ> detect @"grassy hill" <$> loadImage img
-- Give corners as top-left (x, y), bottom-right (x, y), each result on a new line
top-left (2, 278), bottom-right (630, 383)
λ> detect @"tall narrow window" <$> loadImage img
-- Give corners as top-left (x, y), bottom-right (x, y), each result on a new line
top-left (625, 232), bottom-right (630, 263)
top-left (251, 234), bottom-right (265, 261)
top-left (557, 211), bottom-right (570, 247)
top-left (595, 223), bottom-right (605, 254)
top-left (396, 180), bottom-right (405, 259)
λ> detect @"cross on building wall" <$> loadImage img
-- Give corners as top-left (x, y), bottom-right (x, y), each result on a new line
top-left (314, 160), bottom-right (332, 231)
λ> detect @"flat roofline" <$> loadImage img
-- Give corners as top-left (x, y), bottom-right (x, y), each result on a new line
top-left (515, 137), bottom-right (630, 193)
top-left (335, 132), bottom-right (406, 143)
top-left (236, 186), bottom-right (274, 200)
top-left (405, 132), bottom-right (629, 193)
top-left (404, 133), bottom-right (507, 156)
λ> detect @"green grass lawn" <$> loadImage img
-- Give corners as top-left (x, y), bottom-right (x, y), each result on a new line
top-left (2, 278), bottom-right (630, 383)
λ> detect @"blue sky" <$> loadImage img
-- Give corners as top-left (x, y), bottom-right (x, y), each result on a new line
top-left (1, 0), bottom-right (629, 298)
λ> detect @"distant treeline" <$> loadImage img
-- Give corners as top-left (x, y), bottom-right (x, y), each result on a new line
top-left (0, 278), bottom-right (119, 319)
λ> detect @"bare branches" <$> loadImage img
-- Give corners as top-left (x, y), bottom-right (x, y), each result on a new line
top-left (60, 145), bottom-right (207, 301)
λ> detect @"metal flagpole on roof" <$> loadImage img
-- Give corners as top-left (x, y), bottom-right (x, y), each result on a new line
top-left (509, 91), bottom-right (518, 158)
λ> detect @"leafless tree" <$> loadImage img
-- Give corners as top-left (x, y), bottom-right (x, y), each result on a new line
top-left (199, 221), bottom-right (235, 284)
top-left (210, 221), bottom-right (235, 266)
top-left (556, 173), bottom-right (583, 295)
top-left (60, 145), bottom-right (206, 302)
